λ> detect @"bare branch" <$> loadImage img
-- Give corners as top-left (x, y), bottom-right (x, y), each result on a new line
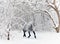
top-left (52, 0), bottom-right (56, 5)
top-left (44, 11), bottom-right (56, 27)
top-left (46, 0), bottom-right (56, 4)
top-left (49, 4), bottom-right (60, 24)
top-left (48, 4), bottom-right (56, 10)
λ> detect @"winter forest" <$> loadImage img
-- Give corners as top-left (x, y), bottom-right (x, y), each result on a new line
top-left (0, 0), bottom-right (60, 42)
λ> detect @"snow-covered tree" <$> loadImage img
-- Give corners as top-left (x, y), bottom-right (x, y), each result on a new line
top-left (45, 0), bottom-right (60, 33)
top-left (0, 0), bottom-right (60, 40)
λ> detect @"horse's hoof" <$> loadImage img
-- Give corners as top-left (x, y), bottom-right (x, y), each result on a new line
top-left (34, 36), bottom-right (36, 38)
top-left (28, 35), bottom-right (31, 38)
top-left (28, 36), bottom-right (30, 38)
top-left (23, 35), bottom-right (26, 37)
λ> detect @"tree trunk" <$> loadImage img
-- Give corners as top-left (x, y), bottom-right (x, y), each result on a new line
top-left (55, 27), bottom-right (59, 33)
top-left (54, 6), bottom-right (60, 33)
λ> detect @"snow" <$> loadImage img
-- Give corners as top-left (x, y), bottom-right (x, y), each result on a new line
top-left (0, 31), bottom-right (60, 44)
top-left (0, 0), bottom-right (60, 44)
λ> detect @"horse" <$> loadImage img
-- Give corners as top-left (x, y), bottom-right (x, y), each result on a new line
top-left (23, 22), bottom-right (36, 38)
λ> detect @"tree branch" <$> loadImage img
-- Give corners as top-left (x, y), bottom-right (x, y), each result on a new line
top-left (48, 4), bottom-right (56, 10)
top-left (52, 0), bottom-right (56, 5)
top-left (44, 11), bottom-right (56, 27)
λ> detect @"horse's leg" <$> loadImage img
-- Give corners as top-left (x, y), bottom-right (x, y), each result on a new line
top-left (23, 30), bottom-right (26, 37)
top-left (28, 31), bottom-right (31, 38)
top-left (33, 31), bottom-right (36, 38)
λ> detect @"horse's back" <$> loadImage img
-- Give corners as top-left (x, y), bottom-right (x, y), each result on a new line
top-left (23, 21), bottom-right (35, 31)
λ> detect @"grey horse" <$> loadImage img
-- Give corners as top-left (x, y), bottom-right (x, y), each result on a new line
top-left (23, 23), bottom-right (36, 38)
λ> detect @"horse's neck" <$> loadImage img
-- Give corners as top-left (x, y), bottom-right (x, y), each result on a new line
top-left (24, 21), bottom-right (33, 28)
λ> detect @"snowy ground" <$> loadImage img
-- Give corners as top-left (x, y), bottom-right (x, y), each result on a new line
top-left (0, 31), bottom-right (60, 44)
